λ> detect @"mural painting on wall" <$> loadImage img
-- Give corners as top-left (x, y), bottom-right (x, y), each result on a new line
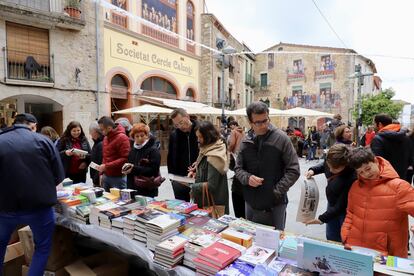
top-left (112, 0), bottom-right (126, 10)
top-left (283, 84), bottom-right (341, 110)
top-left (186, 2), bottom-right (194, 40)
top-left (293, 59), bottom-right (304, 74)
top-left (142, 0), bottom-right (177, 32)
top-left (320, 55), bottom-right (335, 71)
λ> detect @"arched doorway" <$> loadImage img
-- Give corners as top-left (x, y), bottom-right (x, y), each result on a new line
top-left (288, 116), bottom-right (305, 131)
top-left (0, 94), bottom-right (63, 134)
top-left (183, 88), bottom-right (195, 101)
top-left (110, 74), bottom-right (131, 119)
top-left (140, 76), bottom-right (177, 99)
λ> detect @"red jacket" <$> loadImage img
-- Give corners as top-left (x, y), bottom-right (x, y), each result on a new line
top-left (102, 125), bottom-right (130, 177)
top-left (341, 157), bottom-right (414, 257)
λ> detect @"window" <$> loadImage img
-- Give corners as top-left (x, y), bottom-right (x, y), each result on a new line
top-left (142, 0), bottom-right (178, 32)
top-left (111, 0), bottom-right (128, 28)
top-left (260, 73), bottom-right (268, 88)
top-left (140, 77), bottom-right (176, 95)
top-left (320, 55), bottom-right (334, 71)
top-left (186, 1), bottom-right (194, 40)
top-left (6, 22), bottom-right (51, 82)
top-left (290, 85), bottom-right (303, 107)
top-left (293, 59), bottom-right (304, 74)
top-left (111, 74), bottom-right (129, 99)
top-left (319, 83), bottom-right (332, 107)
top-left (268, 53), bottom-right (274, 69)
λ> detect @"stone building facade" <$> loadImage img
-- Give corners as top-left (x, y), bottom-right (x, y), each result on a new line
top-left (0, 0), bottom-right (106, 134)
top-left (254, 42), bottom-right (377, 128)
top-left (200, 14), bottom-right (255, 110)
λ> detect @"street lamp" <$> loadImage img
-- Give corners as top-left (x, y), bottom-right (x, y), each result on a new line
top-left (214, 39), bottom-right (237, 128)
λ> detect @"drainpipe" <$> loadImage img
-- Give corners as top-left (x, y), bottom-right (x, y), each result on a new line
top-left (95, 0), bottom-right (101, 119)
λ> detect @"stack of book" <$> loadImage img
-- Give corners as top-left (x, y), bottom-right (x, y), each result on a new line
top-left (154, 235), bottom-right (188, 268)
top-left (122, 213), bottom-right (138, 239)
top-left (228, 218), bottom-right (273, 237)
top-left (181, 228), bottom-right (221, 269)
top-left (174, 202), bottom-right (198, 214)
top-left (193, 239), bottom-right (245, 275)
top-left (220, 228), bottom-right (253, 248)
top-left (98, 205), bottom-right (131, 229)
top-left (89, 202), bottom-right (118, 226)
top-left (134, 208), bottom-right (164, 243)
top-left (111, 217), bottom-right (124, 234)
top-left (145, 214), bottom-right (182, 251)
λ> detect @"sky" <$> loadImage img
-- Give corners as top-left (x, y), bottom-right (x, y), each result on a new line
top-left (205, 0), bottom-right (414, 104)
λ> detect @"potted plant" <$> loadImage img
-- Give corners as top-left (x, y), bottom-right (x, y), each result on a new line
top-left (64, 0), bottom-right (81, 19)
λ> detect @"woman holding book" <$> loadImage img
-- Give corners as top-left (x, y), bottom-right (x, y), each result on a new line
top-left (57, 121), bottom-right (91, 183)
top-left (189, 121), bottom-right (229, 214)
top-left (122, 123), bottom-right (161, 197)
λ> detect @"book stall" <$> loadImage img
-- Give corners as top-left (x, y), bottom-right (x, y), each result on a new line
top-left (14, 179), bottom-right (410, 276)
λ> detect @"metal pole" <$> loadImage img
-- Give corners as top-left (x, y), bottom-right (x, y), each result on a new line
top-left (356, 71), bottom-right (362, 146)
top-left (221, 53), bottom-right (225, 128)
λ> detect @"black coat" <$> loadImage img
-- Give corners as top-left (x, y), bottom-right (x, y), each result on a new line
top-left (89, 135), bottom-right (103, 186)
top-left (310, 162), bottom-right (356, 223)
top-left (56, 136), bottom-right (91, 176)
top-left (0, 125), bottom-right (65, 211)
top-left (371, 128), bottom-right (411, 179)
top-left (127, 136), bottom-right (161, 196)
top-left (167, 120), bottom-right (199, 176)
top-left (235, 126), bottom-right (300, 210)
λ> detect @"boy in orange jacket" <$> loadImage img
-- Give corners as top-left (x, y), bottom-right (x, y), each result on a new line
top-left (341, 147), bottom-right (414, 258)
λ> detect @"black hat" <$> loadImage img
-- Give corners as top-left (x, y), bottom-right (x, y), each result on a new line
top-left (14, 113), bottom-right (38, 124)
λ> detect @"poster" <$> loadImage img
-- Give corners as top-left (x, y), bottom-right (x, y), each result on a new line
top-left (303, 240), bottom-right (373, 276)
top-left (296, 178), bottom-right (319, 223)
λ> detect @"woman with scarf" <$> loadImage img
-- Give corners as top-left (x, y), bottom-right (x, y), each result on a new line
top-left (334, 125), bottom-right (355, 146)
top-left (123, 123), bottom-right (161, 197)
top-left (189, 121), bottom-right (229, 214)
top-left (57, 121), bottom-right (91, 183)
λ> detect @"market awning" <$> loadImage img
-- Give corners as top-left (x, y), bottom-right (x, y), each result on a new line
top-left (229, 107), bottom-right (283, 116)
top-left (138, 96), bottom-right (208, 109)
top-left (112, 104), bottom-right (174, 115)
top-left (278, 107), bottom-right (334, 117)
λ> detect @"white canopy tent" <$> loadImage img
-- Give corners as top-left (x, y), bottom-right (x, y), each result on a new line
top-left (112, 104), bottom-right (174, 115)
top-left (229, 107), bottom-right (283, 116)
top-left (278, 107), bottom-right (334, 117)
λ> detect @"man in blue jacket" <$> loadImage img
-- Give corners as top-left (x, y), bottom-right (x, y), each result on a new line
top-left (0, 113), bottom-right (64, 275)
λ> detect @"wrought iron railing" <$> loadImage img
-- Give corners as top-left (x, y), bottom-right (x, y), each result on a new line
top-left (4, 48), bottom-right (54, 82)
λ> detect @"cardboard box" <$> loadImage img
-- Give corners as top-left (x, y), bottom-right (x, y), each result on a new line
top-left (18, 226), bottom-right (77, 271)
top-left (4, 242), bottom-right (24, 263)
top-left (64, 251), bottom-right (128, 276)
top-left (22, 265), bottom-right (69, 276)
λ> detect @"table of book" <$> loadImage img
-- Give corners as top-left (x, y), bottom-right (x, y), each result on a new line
top-left (55, 213), bottom-right (195, 276)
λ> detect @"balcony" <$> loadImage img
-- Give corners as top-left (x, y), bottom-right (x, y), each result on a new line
top-left (141, 23), bottom-right (179, 48)
top-left (315, 69), bottom-right (335, 80)
top-left (0, 0), bottom-right (85, 30)
top-left (111, 11), bottom-right (128, 28)
top-left (3, 48), bottom-right (54, 86)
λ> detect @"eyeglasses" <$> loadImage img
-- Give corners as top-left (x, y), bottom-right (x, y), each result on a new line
top-left (251, 118), bottom-right (270, 127)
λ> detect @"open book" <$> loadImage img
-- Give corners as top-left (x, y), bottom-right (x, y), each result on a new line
top-left (168, 174), bottom-right (195, 184)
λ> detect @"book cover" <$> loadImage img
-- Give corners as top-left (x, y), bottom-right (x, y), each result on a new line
top-left (175, 202), bottom-right (198, 214)
top-left (190, 209), bottom-right (211, 217)
top-left (186, 215), bottom-right (211, 227)
top-left (136, 209), bottom-right (164, 222)
top-left (75, 204), bottom-right (91, 217)
top-left (146, 214), bottom-right (180, 231)
top-left (217, 215), bottom-right (237, 225)
top-left (100, 206), bottom-right (130, 219)
top-left (280, 264), bottom-right (318, 275)
top-left (238, 245), bottom-right (274, 266)
top-left (199, 241), bottom-right (242, 268)
top-left (166, 199), bottom-right (185, 209)
top-left (216, 260), bottom-right (254, 276)
top-left (267, 257), bottom-right (286, 274)
top-left (303, 240), bottom-right (373, 275)
top-left (182, 227), bottom-right (220, 247)
top-left (202, 218), bottom-right (228, 233)
top-left (194, 257), bottom-right (222, 273)
top-left (385, 256), bottom-right (414, 274)
top-left (220, 228), bottom-right (253, 248)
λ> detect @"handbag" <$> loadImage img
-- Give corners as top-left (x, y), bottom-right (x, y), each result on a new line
top-left (201, 182), bottom-right (225, 219)
top-left (134, 174), bottom-right (165, 190)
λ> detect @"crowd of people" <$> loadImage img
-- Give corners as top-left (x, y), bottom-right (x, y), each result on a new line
top-left (1, 102), bottom-right (414, 274)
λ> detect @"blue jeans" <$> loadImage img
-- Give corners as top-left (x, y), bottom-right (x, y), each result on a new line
top-left (102, 174), bottom-right (127, 192)
top-left (0, 207), bottom-right (55, 276)
top-left (326, 213), bottom-right (345, 242)
top-left (307, 144), bottom-right (317, 160)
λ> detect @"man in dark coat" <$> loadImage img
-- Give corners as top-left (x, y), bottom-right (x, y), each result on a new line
top-left (89, 121), bottom-right (104, 187)
top-left (235, 102), bottom-right (300, 230)
top-left (0, 113), bottom-right (64, 275)
top-left (167, 108), bottom-right (199, 202)
top-left (371, 114), bottom-right (411, 179)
